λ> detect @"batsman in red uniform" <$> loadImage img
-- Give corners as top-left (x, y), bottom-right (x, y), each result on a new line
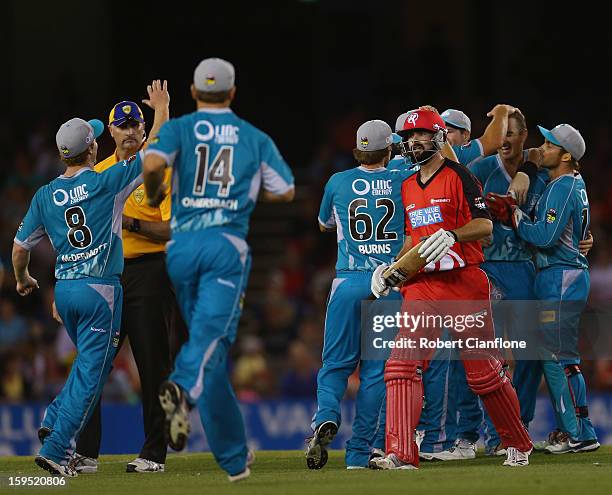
top-left (370, 110), bottom-right (532, 469)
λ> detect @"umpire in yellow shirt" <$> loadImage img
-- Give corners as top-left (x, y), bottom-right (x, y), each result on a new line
top-left (73, 81), bottom-right (180, 473)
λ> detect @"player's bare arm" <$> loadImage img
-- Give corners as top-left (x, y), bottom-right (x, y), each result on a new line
top-left (122, 214), bottom-right (171, 241)
top-left (142, 80), bottom-right (170, 141)
top-left (508, 147), bottom-right (542, 204)
top-left (453, 217), bottom-right (493, 241)
top-left (480, 104), bottom-right (516, 156)
top-left (144, 153), bottom-right (168, 207)
top-left (52, 300), bottom-right (63, 324)
top-left (318, 222), bottom-right (335, 233)
top-left (11, 243), bottom-right (39, 296)
top-left (261, 188), bottom-right (295, 203)
top-left (441, 141), bottom-right (458, 161)
top-left (579, 230), bottom-right (594, 255)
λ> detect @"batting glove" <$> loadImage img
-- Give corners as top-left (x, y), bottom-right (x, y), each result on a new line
top-left (485, 192), bottom-right (517, 225)
top-left (371, 263), bottom-right (390, 298)
top-left (418, 228), bottom-right (456, 264)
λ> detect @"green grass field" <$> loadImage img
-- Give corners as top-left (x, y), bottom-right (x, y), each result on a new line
top-left (1, 448), bottom-right (611, 495)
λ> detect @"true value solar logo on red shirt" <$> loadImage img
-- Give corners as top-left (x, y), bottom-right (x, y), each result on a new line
top-left (408, 206), bottom-right (443, 228)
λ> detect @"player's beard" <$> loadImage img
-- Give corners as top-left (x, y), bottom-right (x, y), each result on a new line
top-left (409, 144), bottom-right (437, 165)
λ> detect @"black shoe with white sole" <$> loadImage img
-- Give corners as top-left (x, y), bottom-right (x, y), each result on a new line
top-left (159, 381), bottom-right (191, 452)
top-left (305, 421), bottom-right (338, 470)
top-left (35, 455), bottom-right (78, 477)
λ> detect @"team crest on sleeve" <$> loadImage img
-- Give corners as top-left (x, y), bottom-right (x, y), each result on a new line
top-left (133, 188), bottom-right (145, 204)
top-left (546, 208), bottom-right (557, 223)
top-left (474, 196), bottom-right (486, 209)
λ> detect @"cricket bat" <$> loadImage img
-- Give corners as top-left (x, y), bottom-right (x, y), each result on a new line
top-left (369, 241), bottom-right (426, 299)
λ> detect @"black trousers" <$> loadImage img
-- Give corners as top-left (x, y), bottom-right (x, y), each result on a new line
top-left (76, 252), bottom-right (188, 463)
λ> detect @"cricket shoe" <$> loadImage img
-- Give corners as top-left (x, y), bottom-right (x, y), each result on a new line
top-left (533, 430), bottom-right (562, 451)
top-left (422, 439), bottom-right (477, 461)
top-left (347, 448), bottom-right (384, 469)
top-left (569, 439), bottom-right (601, 453)
top-left (502, 447), bottom-right (531, 467)
top-left (227, 450), bottom-right (255, 482)
top-left (369, 453), bottom-right (418, 470)
top-left (228, 467), bottom-right (250, 482)
top-left (159, 380), bottom-right (191, 451)
top-left (126, 457), bottom-right (165, 473)
top-left (37, 426), bottom-right (52, 445)
top-left (35, 455), bottom-right (78, 477)
top-left (368, 448), bottom-right (385, 465)
top-left (545, 432), bottom-right (571, 454)
top-left (485, 443), bottom-right (507, 457)
top-left (70, 453), bottom-right (98, 473)
top-left (305, 421), bottom-right (338, 470)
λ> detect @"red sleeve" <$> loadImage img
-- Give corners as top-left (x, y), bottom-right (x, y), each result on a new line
top-left (448, 161), bottom-right (491, 221)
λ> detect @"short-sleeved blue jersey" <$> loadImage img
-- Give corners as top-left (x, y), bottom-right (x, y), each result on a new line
top-left (318, 166), bottom-right (413, 272)
top-left (146, 108), bottom-right (294, 237)
top-left (470, 153), bottom-right (548, 261)
top-left (15, 153), bottom-right (144, 280)
top-left (517, 172), bottom-right (590, 270)
top-left (453, 140), bottom-right (484, 167)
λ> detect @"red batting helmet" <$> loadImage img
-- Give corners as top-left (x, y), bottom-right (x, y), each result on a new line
top-left (400, 109), bottom-right (447, 134)
top-left (397, 109), bottom-right (448, 164)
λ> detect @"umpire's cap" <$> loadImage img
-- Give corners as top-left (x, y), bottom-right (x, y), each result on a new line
top-left (109, 101), bottom-right (145, 126)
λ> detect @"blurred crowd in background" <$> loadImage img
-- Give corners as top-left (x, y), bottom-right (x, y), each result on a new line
top-left (1, 108), bottom-right (612, 405)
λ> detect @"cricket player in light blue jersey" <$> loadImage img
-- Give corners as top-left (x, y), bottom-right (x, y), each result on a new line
top-left (143, 58), bottom-right (295, 482)
top-left (13, 118), bottom-right (144, 476)
top-left (307, 120), bottom-right (411, 470)
top-left (513, 124), bottom-right (599, 454)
